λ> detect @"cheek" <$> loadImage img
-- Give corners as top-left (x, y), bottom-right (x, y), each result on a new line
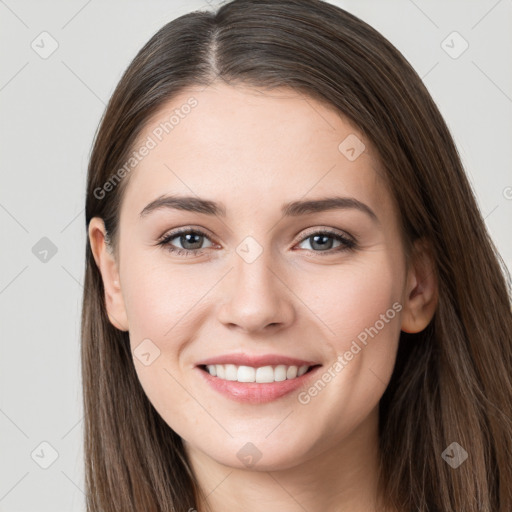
top-left (299, 252), bottom-right (403, 353)
top-left (291, 253), bottom-right (403, 413)
top-left (121, 255), bottom-right (208, 341)
top-left (120, 260), bottom-right (205, 433)
top-left (119, 253), bottom-right (224, 412)
top-left (286, 269), bottom-right (402, 453)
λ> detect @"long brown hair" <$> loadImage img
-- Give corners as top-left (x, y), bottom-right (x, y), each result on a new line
top-left (82, 1), bottom-right (512, 510)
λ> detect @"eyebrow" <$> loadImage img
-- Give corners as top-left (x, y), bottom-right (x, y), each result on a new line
top-left (139, 194), bottom-right (378, 223)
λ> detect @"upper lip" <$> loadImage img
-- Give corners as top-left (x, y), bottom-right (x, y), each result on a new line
top-left (196, 353), bottom-right (320, 368)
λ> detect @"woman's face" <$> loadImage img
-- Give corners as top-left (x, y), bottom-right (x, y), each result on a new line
top-left (96, 83), bottom-right (413, 470)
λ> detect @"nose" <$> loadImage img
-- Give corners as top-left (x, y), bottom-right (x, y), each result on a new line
top-left (216, 248), bottom-right (296, 334)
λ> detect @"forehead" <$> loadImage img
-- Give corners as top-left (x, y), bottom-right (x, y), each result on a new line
top-left (121, 82), bottom-right (390, 221)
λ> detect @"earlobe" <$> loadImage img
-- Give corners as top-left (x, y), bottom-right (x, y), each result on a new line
top-left (401, 238), bottom-right (438, 334)
top-left (88, 217), bottom-right (129, 332)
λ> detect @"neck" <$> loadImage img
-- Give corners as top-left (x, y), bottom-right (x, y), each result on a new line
top-left (186, 406), bottom-right (391, 512)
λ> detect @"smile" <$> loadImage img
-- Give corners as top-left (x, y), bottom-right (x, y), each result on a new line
top-left (196, 362), bottom-right (322, 404)
top-left (202, 363), bottom-right (310, 383)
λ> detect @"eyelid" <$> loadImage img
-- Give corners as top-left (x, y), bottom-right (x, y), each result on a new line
top-left (156, 225), bottom-right (216, 244)
top-left (156, 225), bottom-right (357, 258)
top-left (292, 225), bottom-right (355, 245)
top-left (157, 225), bottom-right (354, 246)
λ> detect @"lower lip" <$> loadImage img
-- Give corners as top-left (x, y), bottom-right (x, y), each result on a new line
top-left (196, 365), bottom-right (322, 404)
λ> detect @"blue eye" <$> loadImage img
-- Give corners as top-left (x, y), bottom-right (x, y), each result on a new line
top-left (296, 230), bottom-right (356, 254)
top-left (157, 229), bottom-right (213, 257)
top-left (157, 228), bottom-right (356, 257)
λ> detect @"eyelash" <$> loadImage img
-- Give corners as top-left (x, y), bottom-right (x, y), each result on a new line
top-left (156, 227), bottom-right (357, 257)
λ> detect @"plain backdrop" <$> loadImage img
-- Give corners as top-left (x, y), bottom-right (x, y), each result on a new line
top-left (0, 0), bottom-right (511, 510)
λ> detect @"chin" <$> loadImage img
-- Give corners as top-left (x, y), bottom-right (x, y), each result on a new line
top-left (200, 437), bottom-right (313, 473)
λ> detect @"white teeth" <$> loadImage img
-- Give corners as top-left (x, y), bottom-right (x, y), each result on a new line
top-left (237, 365), bottom-right (255, 382)
top-left (274, 365), bottom-right (287, 382)
top-left (286, 365), bottom-right (298, 379)
top-left (225, 364), bottom-right (238, 381)
top-left (297, 365), bottom-right (308, 377)
top-left (204, 363), bottom-right (313, 382)
top-left (256, 366), bottom-right (274, 383)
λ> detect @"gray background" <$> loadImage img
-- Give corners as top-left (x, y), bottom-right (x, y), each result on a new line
top-left (1, 0), bottom-right (511, 510)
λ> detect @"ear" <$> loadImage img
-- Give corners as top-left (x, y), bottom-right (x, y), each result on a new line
top-left (88, 217), bottom-right (129, 332)
top-left (401, 237), bottom-right (438, 334)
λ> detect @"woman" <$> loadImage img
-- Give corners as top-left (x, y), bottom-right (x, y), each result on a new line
top-left (82, 0), bottom-right (512, 510)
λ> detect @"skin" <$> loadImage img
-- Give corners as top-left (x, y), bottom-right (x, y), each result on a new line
top-left (89, 83), bottom-right (438, 512)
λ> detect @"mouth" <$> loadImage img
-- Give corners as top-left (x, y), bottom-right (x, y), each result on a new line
top-left (195, 362), bottom-right (323, 404)
top-left (199, 363), bottom-right (319, 383)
